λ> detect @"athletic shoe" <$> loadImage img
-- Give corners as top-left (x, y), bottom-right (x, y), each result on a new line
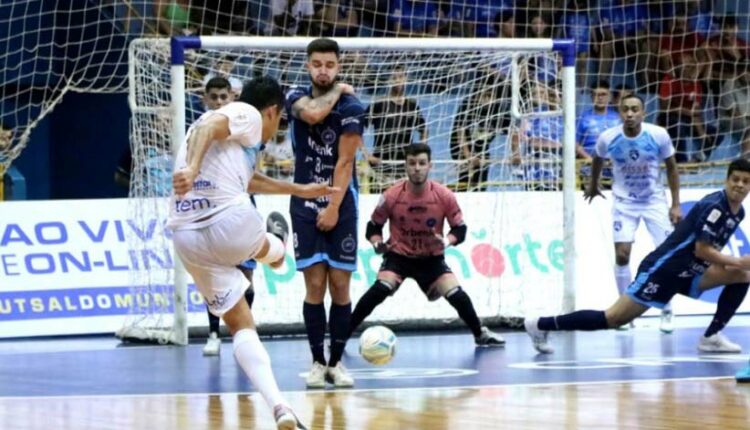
top-left (616, 324), bottom-right (630, 331)
top-left (524, 317), bottom-right (554, 354)
top-left (475, 326), bottom-right (506, 347)
top-left (326, 362), bottom-right (354, 388)
top-left (736, 363), bottom-right (750, 383)
top-left (305, 362), bottom-right (327, 389)
top-left (202, 332), bottom-right (221, 356)
top-left (267, 211), bottom-right (289, 245)
top-left (659, 309), bottom-right (674, 334)
top-left (273, 404), bottom-right (307, 430)
top-left (698, 332), bottom-right (742, 353)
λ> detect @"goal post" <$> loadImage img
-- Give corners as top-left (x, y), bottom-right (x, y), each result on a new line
top-left (121, 36), bottom-right (576, 344)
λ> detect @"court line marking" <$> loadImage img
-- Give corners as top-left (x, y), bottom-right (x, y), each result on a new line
top-left (0, 375), bottom-right (737, 401)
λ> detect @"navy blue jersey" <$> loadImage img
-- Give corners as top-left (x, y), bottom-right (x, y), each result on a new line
top-left (285, 86), bottom-right (365, 220)
top-left (640, 190), bottom-right (744, 276)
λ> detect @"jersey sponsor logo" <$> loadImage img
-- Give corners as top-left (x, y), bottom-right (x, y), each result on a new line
top-left (192, 179), bottom-right (216, 191)
top-left (726, 218), bottom-right (736, 229)
top-left (341, 116), bottom-right (360, 126)
top-left (629, 149), bottom-right (640, 161)
top-left (341, 236), bottom-right (356, 253)
top-left (307, 138), bottom-right (333, 157)
top-left (174, 197), bottom-right (213, 213)
top-left (707, 208), bottom-right (722, 223)
top-left (321, 127), bottom-right (337, 145)
top-left (613, 220), bottom-right (622, 232)
top-left (407, 205), bottom-right (428, 214)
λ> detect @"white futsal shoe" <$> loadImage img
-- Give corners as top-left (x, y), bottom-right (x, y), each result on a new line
top-left (267, 211), bottom-right (290, 245)
top-left (475, 326), bottom-right (506, 347)
top-left (698, 332), bottom-right (742, 353)
top-left (524, 317), bottom-right (554, 354)
top-left (273, 404), bottom-right (307, 430)
top-left (305, 362), bottom-right (327, 389)
top-left (326, 362), bottom-right (354, 388)
top-left (202, 332), bottom-right (221, 356)
top-left (659, 309), bottom-right (674, 334)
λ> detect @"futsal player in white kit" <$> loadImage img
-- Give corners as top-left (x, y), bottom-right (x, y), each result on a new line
top-left (169, 76), bottom-right (330, 430)
top-left (585, 94), bottom-right (682, 332)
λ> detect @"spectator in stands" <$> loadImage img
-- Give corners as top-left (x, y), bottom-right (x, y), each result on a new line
top-left (706, 16), bottom-right (750, 111)
top-left (658, 53), bottom-right (720, 163)
top-left (719, 65), bottom-right (750, 157)
top-left (389, 0), bottom-right (441, 37)
top-left (451, 71), bottom-right (510, 191)
top-left (685, 0), bottom-right (715, 39)
top-left (658, 14), bottom-right (709, 78)
top-left (202, 55), bottom-right (243, 96)
top-left (557, 0), bottom-right (593, 88)
top-left (0, 124), bottom-right (12, 151)
top-left (525, 12), bottom-right (559, 85)
top-left (263, 116), bottom-right (295, 181)
top-left (203, 77), bottom-right (233, 112)
top-left (153, 0), bottom-right (195, 35)
top-left (189, 0), bottom-right (250, 34)
top-left (368, 65), bottom-right (428, 191)
top-left (576, 80), bottom-right (621, 161)
top-left (495, 8), bottom-right (515, 39)
top-left (450, 0), bottom-right (507, 38)
top-left (512, 82), bottom-right (563, 191)
top-left (268, 0), bottom-right (314, 36)
top-left (594, 0), bottom-right (651, 90)
top-left (611, 83), bottom-right (634, 107)
top-left (318, 0), bottom-right (360, 37)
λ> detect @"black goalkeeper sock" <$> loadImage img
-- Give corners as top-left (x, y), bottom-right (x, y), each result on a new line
top-left (445, 287), bottom-right (482, 338)
top-left (244, 288), bottom-right (255, 309)
top-left (207, 306), bottom-right (220, 334)
top-left (349, 282), bottom-right (391, 337)
top-left (704, 283), bottom-right (749, 338)
top-left (303, 302), bottom-right (327, 365)
top-left (538, 310), bottom-right (608, 331)
top-left (328, 302), bottom-right (352, 367)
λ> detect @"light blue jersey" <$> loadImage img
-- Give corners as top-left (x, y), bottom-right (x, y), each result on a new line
top-left (576, 108), bottom-right (621, 156)
top-left (595, 123), bottom-right (675, 204)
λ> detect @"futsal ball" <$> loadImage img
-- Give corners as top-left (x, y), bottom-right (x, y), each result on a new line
top-left (359, 325), bottom-right (397, 365)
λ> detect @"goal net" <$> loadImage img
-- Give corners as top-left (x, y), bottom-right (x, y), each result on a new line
top-left (121, 36), bottom-right (575, 343)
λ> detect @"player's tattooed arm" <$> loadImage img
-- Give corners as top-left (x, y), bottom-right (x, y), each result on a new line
top-left (291, 83), bottom-right (355, 125)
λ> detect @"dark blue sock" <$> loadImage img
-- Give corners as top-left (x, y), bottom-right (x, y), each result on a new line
top-left (328, 302), bottom-right (352, 366)
top-left (207, 306), bottom-right (220, 334)
top-left (445, 288), bottom-right (482, 338)
top-left (538, 310), bottom-right (608, 331)
top-left (349, 282), bottom-right (390, 337)
top-left (704, 283), bottom-right (749, 338)
top-left (244, 288), bottom-right (255, 309)
top-left (303, 302), bottom-right (327, 365)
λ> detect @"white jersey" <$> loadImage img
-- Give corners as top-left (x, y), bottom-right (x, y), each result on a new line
top-left (595, 123), bottom-right (675, 204)
top-left (168, 102), bottom-right (263, 230)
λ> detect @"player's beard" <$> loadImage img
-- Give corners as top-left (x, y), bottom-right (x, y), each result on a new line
top-left (310, 73), bottom-right (335, 93)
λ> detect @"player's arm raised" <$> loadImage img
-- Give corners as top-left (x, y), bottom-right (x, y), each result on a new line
top-left (248, 171), bottom-right (338, 199)
top-left (173, 114), bottom-right (231, 195)
top-left (291, 83), bottom-right (354, 125)
top-left (317, 131), bottom-right (359, 231)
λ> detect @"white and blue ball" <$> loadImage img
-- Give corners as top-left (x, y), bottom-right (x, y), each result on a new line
top-left (358, 325), bottom-right (397, 365)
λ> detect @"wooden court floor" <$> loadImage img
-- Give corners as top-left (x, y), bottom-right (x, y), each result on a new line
top-left (2, 378), bottom-right (749, 429)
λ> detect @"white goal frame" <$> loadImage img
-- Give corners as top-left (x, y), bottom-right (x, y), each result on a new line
top-left (135, 36), bottom-right (577, 345)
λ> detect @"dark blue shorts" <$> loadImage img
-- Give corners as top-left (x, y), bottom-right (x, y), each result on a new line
top-left (291, 214), bottom-right (358, 272)
top-left (626, 266), bottom-right (703, 309)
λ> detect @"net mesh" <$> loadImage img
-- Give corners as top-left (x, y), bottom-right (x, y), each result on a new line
top-left (123, 38), bottom-right (566, 337)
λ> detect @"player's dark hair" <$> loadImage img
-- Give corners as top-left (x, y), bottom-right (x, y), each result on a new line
top-left (619, 93), bottom-right (644, 107)
top-left (307, 38), bottom-right (340, 59)
top-left (405, 143), bottom-right (431, 161)
top-left (239, 76), bottom-right (284, 112)
top-left (591, 79), bottom-right (610, 91)
top-left (728, 157), bottom-right (750, 177)
top-left (205, 76), bottom-right (231, 93)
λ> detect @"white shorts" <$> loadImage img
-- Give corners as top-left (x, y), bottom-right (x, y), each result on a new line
top-left (172, 201), bottom-right (266, 316)
top-left (612, 200), bottom-right (673, 246)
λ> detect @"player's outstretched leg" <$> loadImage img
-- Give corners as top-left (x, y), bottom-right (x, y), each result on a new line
top-left (698, 282), bottom-right (748, 353)
top-left (524, 295), bottom-right (647, 354)
top-left (267, 211), bottom-right (290, 245)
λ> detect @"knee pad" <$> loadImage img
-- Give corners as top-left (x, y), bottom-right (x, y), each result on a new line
top-left (443, 286), bottom-right (462, 298)
top-left (255, 233), bottom-right (286, 264)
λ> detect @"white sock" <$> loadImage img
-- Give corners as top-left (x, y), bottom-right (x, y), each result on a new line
top-left (233, 329), bottom-right (287, 410)
top-left (663, 301), bottom-right (672, 313)
top-left (614, 264), bottom-right (631, 297)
